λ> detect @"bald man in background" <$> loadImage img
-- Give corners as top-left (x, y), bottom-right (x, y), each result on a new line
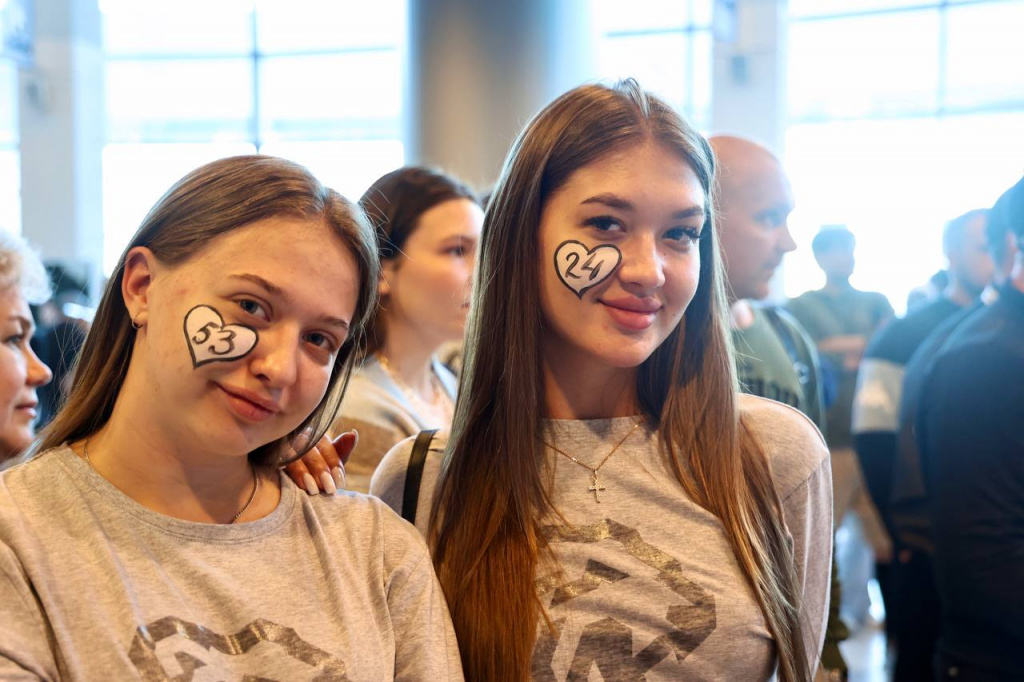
top-left (711, 135), bottom-right (846, 680)
top-left (711, 136), bottom-right (825, 426)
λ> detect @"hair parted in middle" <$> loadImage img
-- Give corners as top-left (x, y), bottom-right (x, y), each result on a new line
top-left (428, 80), bottom-right (808, 681)
top-left (36, 155), bottom-right (380, 467)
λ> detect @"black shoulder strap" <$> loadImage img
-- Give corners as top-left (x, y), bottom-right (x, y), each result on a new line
top-left (402, 429), bottom-right (437, 524)
top-left (763, 306), bottom-right (800, 367)
top-left (764, 305), bottom-right (820, 405)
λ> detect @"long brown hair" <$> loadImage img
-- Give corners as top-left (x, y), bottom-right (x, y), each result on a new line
top-left (358, 166), bottom-right (477, 356)
top-left (36, 155), bottom-right (379, 466)
top-left (428, 81), bottom-right (808, 680)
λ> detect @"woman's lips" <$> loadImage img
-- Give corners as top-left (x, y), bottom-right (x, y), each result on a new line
top-left (600, 297), bottom-right (662, 331)
top-left (14, 401), bottom-right (37, 419)
top-left (217, 385), bottom-right (280, 423)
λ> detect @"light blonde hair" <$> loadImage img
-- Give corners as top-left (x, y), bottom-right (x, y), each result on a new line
top-left (0, 230), bottom-right (51, 305)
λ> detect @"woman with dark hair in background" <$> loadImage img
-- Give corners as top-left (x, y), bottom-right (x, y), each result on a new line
top-left (369, 81), bottom-right (832, 680)
top-left (0, 156), bottom-right (461, 679)
top-left (290, 166), bottom-right (482, 493)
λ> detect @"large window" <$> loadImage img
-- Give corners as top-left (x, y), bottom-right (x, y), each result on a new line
top-left (785, 0), bottom-right (1024, 312)
top-left (593, 0), bottom-right (713, 129)
top-left (101, 0), bottom-right (406, 273)
top-left (0, 58), bottom-right (19, 234)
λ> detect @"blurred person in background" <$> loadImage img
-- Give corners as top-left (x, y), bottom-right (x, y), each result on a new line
top-left (887, 178), bottom-right (1020, 682)
top-left (906, 269), bottom-right (949, 313)
top-left (711, 137), bottom-right (825, 428)
top-left (851, 208), bottom-right (995, 681)
top-left (31, 264), bottom-right (90, 428)
top-left (711, 135), bottom-right (848, 681)
top-left (787, 225), bottom-right (894, 635)
top-left (916, 175), bottom-right (1024, 682)
top-left (0, 231), bottom-right (53, 466)
top-left (299, 167), bottom-right (483, 494)
top-left (438, 187), bottom-right (494, 377)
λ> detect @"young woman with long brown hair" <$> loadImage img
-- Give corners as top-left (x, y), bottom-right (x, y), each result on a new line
top-left (328, 167), bottom-right (481, 493)
top-left (370, 81), bottom-right (832, 680)
top-left (0, 156), bottom-right (461, 679)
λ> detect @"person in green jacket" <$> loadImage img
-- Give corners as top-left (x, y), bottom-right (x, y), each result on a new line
top-left (712, 135), bottom-right (849, 681)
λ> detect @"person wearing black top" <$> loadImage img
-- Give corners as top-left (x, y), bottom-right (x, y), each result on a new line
top-left (887, 190), bottom-right (1019, 682)
top-left (850, 208), bottom-right (994, 682)
top-left (917, 177), bottom-right (1024, 682)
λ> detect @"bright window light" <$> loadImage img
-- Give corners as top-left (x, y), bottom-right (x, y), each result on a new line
top-left (100, 2), bottom-right (407, 274)
top-left (0, 58), bottom-right (19, 234)
top-left (592, 0), bottom-right (713, 129)
top-left (785, 0), bottom-right (1024, 314)
top-left (102, 143), bottom-right (257, 272)
top-left (259, 140), bottom-right (405, 201)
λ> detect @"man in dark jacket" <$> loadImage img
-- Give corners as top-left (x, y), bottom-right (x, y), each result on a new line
top-left (850, 208), bottom-right (994, 681)
top-left (917, 176), bottom-right (1024, 682)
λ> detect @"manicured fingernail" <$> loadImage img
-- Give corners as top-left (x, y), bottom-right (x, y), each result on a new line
top-left (302, 473), bottom-right (318, 496)
top-left (351, 428), bottom-right (359, 448)
top-left (332, 466), bottom-right (345, 489)
top-left (320, 471), bottom-right (337, 495)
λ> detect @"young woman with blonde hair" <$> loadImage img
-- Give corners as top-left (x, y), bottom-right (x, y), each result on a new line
top-left (0, 156), bottom-right (461, 679)
top-left (370, 81), bottom-right (832, 680)
top-left (0, 230), bottom-right (52, 465)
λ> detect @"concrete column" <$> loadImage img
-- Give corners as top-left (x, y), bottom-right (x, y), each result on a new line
top-left (712, 0), bottom-right (791, 299)
top-left (710, 0), bottom-right (787, 155)
top-left (406, 0), bottom-right (597, 190)
top-left (18, 0), bottom-right (104, 294)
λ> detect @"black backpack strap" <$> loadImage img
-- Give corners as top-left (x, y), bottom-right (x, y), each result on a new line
top-left (402, 429), bottom-right (437, 524)
top-left (764, 306), bottom-right (826, 424)
top-left (764, 306), bottom-right (816, 392)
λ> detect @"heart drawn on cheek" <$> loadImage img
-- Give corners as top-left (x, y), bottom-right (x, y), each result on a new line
top-left (554, 240), bottom-right (623, 299)
top-left (183, 305), bottom-right (259, 368)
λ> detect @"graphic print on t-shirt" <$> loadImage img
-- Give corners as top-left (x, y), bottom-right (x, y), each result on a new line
top-left (532, 518), bottom-right (717, 681)
top-left (736, 373), bottom-right (802, 411)
top-left (128, 616), bottom-right (348, 681)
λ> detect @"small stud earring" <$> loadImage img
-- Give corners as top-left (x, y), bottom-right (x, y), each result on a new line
top-left (131, 316), bottom-right (143, 330)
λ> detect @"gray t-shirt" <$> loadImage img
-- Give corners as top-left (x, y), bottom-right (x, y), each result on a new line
top-left (0, 446), bottom-right (463, 681)
top-left (370, 394), bottom-right (832, 680)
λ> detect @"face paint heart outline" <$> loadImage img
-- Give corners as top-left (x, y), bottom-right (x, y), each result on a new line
top-left (554, 240), bottom-right (623, 299)
top-left (183, 304), bottom-right (259, 368)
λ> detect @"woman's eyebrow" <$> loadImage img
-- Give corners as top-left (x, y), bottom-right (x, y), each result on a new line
top-left (581, 194), bottom-right (704, 220)
top-left (441, 232), bottom-right (479, 243)
top-left (320, 315), bottom-right (350, 331)
top-left (229, 273), bottom-right (288, 301)
top-left (672, 206), bottom-right (705, 220)
top-left (8, 315), bottom-right (33, 334)
top-left (230, 273), bottom-right (349, 330)
top-left (581, 193), bottom-right (633, 211)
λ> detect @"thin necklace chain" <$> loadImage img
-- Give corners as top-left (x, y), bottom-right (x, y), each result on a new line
top-left (82, 440), bottom-right (260, 524)
top-left (377, 353), bottom-right (453, 422)
top-left (543, 418), bottom-right (645, 503)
